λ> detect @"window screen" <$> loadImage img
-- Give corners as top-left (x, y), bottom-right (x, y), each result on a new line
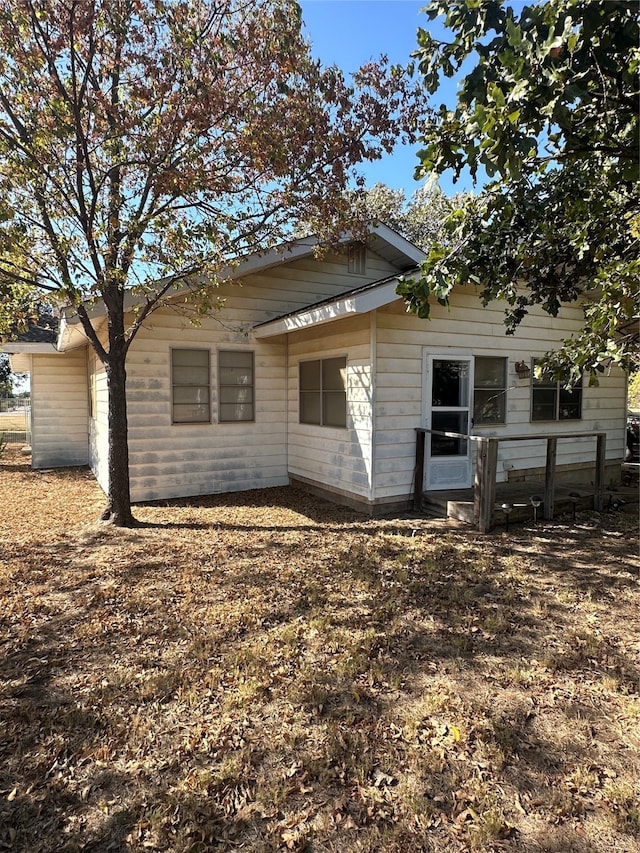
top-left (218, 350), bottom-right (254, 422)
top-left (171, 349), bottom-right (211, 423)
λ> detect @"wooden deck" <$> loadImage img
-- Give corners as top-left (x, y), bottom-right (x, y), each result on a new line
top-left (422, 479), bottom-right (638, 527)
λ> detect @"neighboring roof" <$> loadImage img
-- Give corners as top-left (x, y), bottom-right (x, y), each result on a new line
top-left (253, 270), bottom-right (412, 339)
top-left (1, 313), bottom-right (59, 355)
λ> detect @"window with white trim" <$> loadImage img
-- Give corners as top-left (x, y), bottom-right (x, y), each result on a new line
top-left (218, 350), bottom-right (254, 422)
top-left (473, 357), bottom-right (507, 425)
top-left (531, 360), bottom-right (582, 421)
top-left (299, 357), bottom-right (347, 428)
top-left (171, 349), bottom-right (211, 423)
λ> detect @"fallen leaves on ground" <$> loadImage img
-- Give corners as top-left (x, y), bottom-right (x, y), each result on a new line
top-left (0, 447), bottom-right (638, 852)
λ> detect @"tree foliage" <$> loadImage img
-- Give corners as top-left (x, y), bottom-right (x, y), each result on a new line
top-left (0, 352), bottom-right (10, 393)
top-left (398, 0), bottom-right (639, 381)
top-left (364, 181), bottom-right (466, 251)
top-left (0, 0), bottom-right (425, 524)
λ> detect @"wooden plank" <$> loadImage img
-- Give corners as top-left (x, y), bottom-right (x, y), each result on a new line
top-left (594, 433), bottom-right (606, 511)
top-left (544, 437), bottom-right (557, 520)
top-left (475, 437), bottom-right (498, 533)
top-left (414, 429), bottom-right (426, 511)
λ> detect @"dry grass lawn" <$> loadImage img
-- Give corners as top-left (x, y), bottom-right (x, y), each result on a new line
top-left (0, 447), bottom-right (638, 852)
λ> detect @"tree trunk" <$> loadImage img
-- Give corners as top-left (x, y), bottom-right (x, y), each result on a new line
top-left (102, 352), bottom-right (136, 526)
top-left (100, 288), bottom-right (136, 527)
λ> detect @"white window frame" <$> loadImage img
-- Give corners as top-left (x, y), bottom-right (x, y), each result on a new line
top-left (531, 359), bottom-right (583, 422)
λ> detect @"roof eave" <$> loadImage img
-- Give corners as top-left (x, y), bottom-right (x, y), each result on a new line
top-left (253, 278), bottom-right (402, 339)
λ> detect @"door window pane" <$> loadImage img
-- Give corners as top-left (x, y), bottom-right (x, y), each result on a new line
top-left (432, 360), bottom-right (469, 407)
top-left (431, 411), bottom-right (468, 457)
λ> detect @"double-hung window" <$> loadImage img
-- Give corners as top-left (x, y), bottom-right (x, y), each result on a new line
top-left (531, 360), bottom-right (582, 421)
top-left (218, 350), bottom-right (254, 422)
top-left (171, 349), bottom-right (211, 423)
top-left (299, 357), bottom-right (347, 428)
top-left (473, 357), bottom-right (507, 425)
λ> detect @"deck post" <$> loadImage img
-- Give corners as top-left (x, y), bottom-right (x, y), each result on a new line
top-left (475, 437), bottom-right (498, 533)
top-left (414, 429), bottom-right (426, 512)
top-left (594, 433), bottom-right (606, 511)
top-left (544, 437), bottom-right (557, 520)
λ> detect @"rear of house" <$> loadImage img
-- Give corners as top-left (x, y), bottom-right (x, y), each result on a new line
top-left (3, 227), bottom-right (628, 515)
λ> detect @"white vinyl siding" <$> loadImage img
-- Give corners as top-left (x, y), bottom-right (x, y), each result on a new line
top-left (288, 314), bottom-right (373, 501)
top-left (30, 350), bottom-right (89, 468)
top-left (87, 347), bottom-right (108, 494)
top-left (372, 285), bottom-right (626, 502)
top-left (121, 247), bottom-right (394, 503)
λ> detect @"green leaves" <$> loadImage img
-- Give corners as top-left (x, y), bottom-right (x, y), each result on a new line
top-left (404, 0), bottom-right (639, 375)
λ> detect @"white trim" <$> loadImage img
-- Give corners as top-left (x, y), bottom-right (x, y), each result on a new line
top-left (254, 279), bottom-right (401, 339)
top-left (368, 311), bottom-right (377, 503)
top-left (1, 342), bottom-right (57, 354)
top-left (423, 351), bottom-right (474, 491)
top-left (54, 224), bottom-right (426, 351)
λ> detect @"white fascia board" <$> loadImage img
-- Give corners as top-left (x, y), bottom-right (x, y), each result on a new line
top-left (0, 342), bottom-right (58, 354)
top-left (368, 223), bottom-right (428, 264)
top-left (57, 315), bottom-right (90, 351)
top-left (254, 279), bottom-right (401, 339)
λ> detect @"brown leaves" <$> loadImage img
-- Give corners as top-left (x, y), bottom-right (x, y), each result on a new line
top-left (1, 448), bottom-right (639, 851)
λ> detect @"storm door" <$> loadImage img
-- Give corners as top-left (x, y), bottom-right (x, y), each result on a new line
top-left (424, 355), bottom-right (473, 490)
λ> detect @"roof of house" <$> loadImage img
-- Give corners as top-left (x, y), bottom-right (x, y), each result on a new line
top-left (253, 270), bottom-right (414, 338)
top-left (0, 224), bottom-right (426, 356)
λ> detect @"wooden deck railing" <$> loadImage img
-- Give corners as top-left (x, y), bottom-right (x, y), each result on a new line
top-left (414, 428), bottom-right (606, 532)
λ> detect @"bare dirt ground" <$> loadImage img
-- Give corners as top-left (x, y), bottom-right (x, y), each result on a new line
top-left (1, 447), bottom-right (638, 852)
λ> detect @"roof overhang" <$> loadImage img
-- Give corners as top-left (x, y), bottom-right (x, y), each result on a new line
top-left (0, 341), bottom-right (60, 374)
top-left (254, 277), bottom-right (403, 339)
top-left (17, 223), bottom-right (426, 352)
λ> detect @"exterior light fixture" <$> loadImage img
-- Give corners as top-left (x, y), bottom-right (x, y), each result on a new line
top-left (501, 502), bottom-right (514, 532)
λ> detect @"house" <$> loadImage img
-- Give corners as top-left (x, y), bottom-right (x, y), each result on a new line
top-left (2, 224), bottom-right (627, 517)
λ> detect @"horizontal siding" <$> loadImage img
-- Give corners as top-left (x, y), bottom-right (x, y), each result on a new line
top-left (124, 310), bottom-right (289, 502)
top-left (372, 288), bottom-right (627, 501)
top-left (287, 315), bottom-right (373, 500)
top-left (31, 350), bottom-right (89, 468)
top-left (88, 349), bottom-right (109, 494)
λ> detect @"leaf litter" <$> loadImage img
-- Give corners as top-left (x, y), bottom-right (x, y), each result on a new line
top-left (0, 446), bottom-right (638, 852)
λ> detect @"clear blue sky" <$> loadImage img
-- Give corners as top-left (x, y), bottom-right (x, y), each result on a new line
top-left (299, 0), bottom-right (475, 198)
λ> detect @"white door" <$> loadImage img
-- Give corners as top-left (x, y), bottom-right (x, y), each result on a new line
top-left (424, 355), bottom-right (473, 490)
